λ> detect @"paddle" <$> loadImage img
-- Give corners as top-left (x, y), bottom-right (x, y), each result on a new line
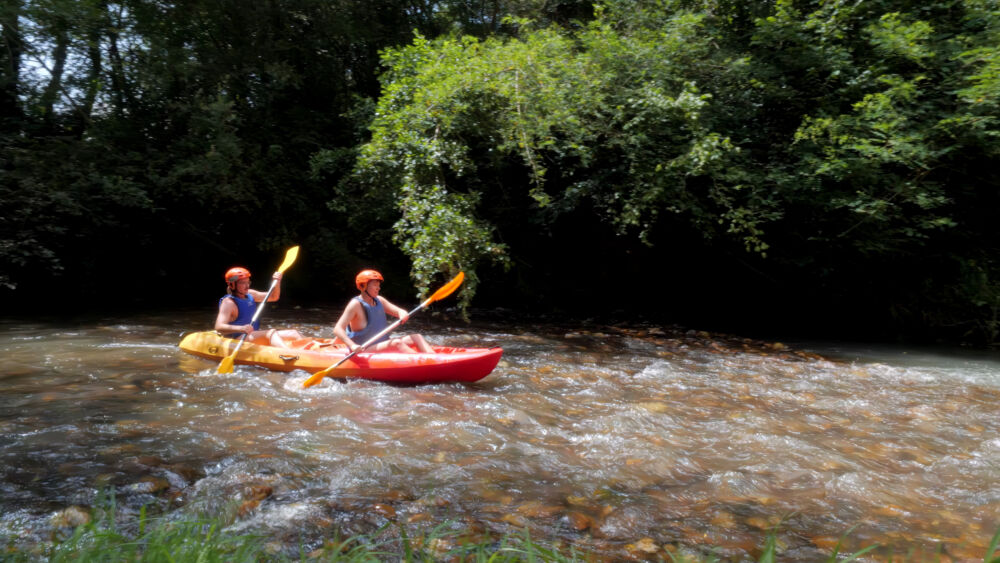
top-left (217, 246), bottom-right (300, 374)
top-left (302, 271), bottom-right (465, 388)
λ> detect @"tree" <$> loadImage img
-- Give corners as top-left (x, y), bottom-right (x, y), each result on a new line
top-left (351, 0), bottom-right (1000, 342)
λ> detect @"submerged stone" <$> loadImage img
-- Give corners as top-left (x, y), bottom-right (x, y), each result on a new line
top-left (50, 506), bottom-right (90, 528)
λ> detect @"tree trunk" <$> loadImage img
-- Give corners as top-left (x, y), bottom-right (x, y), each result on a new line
top-left (0, 0), bottom-right (23, 127)
top-left (40, 28), bottom-right (69, 132)
top-left (76, 7), bottom-right (104, 135)
top-left (106, 4), bottom-right (132, 117)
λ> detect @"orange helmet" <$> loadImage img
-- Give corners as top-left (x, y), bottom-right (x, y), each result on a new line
top-left (355, 269), bottom-right (383, 290)
top-left (225, 267), bottom-right (251, 286)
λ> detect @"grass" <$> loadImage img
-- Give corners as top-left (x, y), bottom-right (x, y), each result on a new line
top-left (4, 495), bottom-right (999, 562)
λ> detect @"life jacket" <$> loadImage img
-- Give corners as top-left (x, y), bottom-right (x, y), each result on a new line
top-left (219, 294), bottom-right (259, 338)
top-left (347, 296), bottom-right (389, 346)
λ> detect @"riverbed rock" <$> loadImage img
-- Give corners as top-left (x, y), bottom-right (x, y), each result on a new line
top-left (238, 499), bottom-right (259, 516)
top-left (245, 484), bottom-right (273, 501)
top-left (50, 506), bottom-right (90, 528)
top-left (476, 488), bottom-right (514, 505)
top-left (501, 513), bottom-right (528, 527)
top-left (636, 402), bottom-right (670, 414)
top-left (946, 541), bottom-right (988, 561)
top-left (626, 537), bottom-right (660, 555)
top-left (710, 510), bottom-right (738, 529)
top-left (745, 515), bottom-right (782, 530)
top-left (407, 512), bottom-right (432, 524)
top-left (133, 455), bottom-right (165, 467)
top-left (809, 535), bottom-right (841, 551)
top-left (126, 476), bottom-right (170, 494)
top-left (164, 463), bottom-right (202, 485)
top-left (416, 494), bottom-right (451, 508)
top-left (564, 511), bottom-right (594, 531)
top-left (379, 489), bottom-right (412, 502)
top-left (425, 537), bottom-right (456, 559)
top-left (516, 501), bottom-right (562, 518)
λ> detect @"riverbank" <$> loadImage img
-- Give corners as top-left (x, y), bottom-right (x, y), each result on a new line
top-left (7, 498), bottom-right (998, 562)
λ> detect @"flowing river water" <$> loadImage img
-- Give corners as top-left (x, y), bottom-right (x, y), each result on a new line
top-left (1, 309), bottom-right (998, 561)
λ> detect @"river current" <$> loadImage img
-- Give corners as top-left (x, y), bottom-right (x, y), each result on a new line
top-left (0, 308), bottom-right (997, 561)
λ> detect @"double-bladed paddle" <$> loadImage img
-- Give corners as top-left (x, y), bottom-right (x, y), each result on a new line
top-left (302, 271), bottom-right (465, 388)
top-left (217, 246), bottom-right (300, 374)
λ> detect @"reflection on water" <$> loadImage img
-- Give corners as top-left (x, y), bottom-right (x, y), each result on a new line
top-left (1, 310), bottom-right (998, 560)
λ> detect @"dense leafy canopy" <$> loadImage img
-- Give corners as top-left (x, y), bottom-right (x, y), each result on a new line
top-left (350, 0), bottom-right (1000, 340)
top-left (2, 0), bottom-right (998, 343)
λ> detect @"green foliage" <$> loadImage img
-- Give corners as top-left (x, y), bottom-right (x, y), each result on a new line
top-left (867, 12), bottom-right (936, 65)
top-left (357, 7), bottom-right (771, 302)
top-left (987, 526), bottom-right (1000, 563)
top-left (349, 0), bottom-right (1000, 341)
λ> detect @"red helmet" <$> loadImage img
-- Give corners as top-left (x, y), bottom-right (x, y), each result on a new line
top-left (225, 267), bottom-right (251, 286)
top-left (355, 269), bottom-right (383, 290)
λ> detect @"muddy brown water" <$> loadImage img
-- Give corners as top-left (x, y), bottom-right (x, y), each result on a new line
top-left (1, 309), bottom-right (998, 560)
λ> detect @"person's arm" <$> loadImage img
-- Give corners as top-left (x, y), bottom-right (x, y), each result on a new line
top-left (249, 271), bottom-right (283, 302)
top-left (378, 297), bottom-right (409, 324)
top-left (332, 300), bottom-right (363, 352)
top-left (215, 298), bottom-right (253, 335)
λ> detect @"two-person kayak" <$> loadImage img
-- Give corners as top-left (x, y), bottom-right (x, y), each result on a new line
top-left (178, 331), bottom-right (503, 384)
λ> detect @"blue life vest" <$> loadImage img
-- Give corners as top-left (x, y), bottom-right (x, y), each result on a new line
top-left (347, 296), bottom-right (389, 345)
top-left (219, 294), bottom-right (259, 338)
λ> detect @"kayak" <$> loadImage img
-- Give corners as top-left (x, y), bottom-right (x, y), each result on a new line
top-left (178, 331), bottom-right (503, 384)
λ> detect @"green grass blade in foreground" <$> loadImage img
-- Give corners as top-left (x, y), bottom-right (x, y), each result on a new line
top-left (758, 531), bottom-right (777, 563)
top-left (837, 544), bottom-right (881, 563)
top-left (456, 530), bottom-right (576, 563)
top-left (986, 526), bottom-right (1000, 563)
top-left (49, 517), bottom-right (265, 563)
top-left (823, 524), bottom-right (880, 563)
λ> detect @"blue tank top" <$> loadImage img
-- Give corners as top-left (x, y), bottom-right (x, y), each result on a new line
top-left (219, 294), bottom-right (259, 338)
top-left (347, 296), bottom-right (389, 345)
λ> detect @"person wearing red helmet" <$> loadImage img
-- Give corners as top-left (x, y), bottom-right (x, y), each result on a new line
top-left (214, 266), bottom-right (302, 347)
top-left (332, 269), bottom-right (433, 353)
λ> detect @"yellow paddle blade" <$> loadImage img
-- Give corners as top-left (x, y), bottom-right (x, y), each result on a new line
top-left (277, 246), bottom-right (299, 273)
top-left (302, 367), bottom-right (331, 388)
top-left (217, 354), bottom-right (236, 374)
top-left (217, 334), bottom-right (247, 374)
top-left (428, 271), bottom-right (465, 303)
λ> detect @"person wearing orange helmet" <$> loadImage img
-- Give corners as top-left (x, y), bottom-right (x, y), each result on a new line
top-left (214, 266), bottom-right (302, 347)
top-left (332, 269), bottom-right (433, 353)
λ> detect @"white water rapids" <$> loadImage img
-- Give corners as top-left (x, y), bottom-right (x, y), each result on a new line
top-left (0, 309), bottom-right (997, 560)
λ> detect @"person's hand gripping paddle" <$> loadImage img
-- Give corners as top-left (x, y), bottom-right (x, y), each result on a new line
top-left (302, 272), bottom-right (464, 388)
top-left (217, 246), bottom-right (299, 374)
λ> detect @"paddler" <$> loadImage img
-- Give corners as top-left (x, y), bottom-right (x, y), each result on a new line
top-left (332, 269), bottom-right (433, 353)
top-left (215, 267), bottom-right (303, 347)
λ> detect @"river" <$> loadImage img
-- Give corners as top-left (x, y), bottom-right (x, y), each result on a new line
top-left (1, 308), bottom-right (998, 561)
